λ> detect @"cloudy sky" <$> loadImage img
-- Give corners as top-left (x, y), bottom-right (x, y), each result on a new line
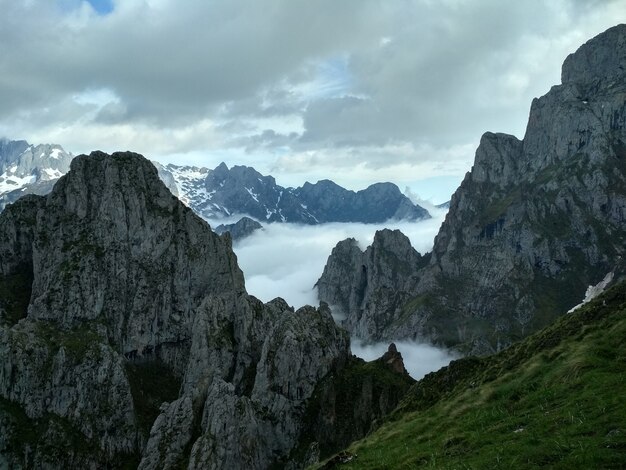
top-left (1, 0), bottom-right (624, 202)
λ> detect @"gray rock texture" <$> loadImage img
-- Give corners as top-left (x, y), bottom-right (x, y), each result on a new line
top-left (293, 344), bottom-right (414, 463)
top-left (0, 151), bottom-right (404, 469)
top-left (316, 229), bottom-right (424, 339)
top-left (318, 24), bottom-right (626, 354)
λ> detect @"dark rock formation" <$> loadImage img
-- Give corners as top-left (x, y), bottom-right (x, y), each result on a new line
top-left (316, 229), bottom-right (425, 339)
top-left (294, 348), bottom-right (414, 463)
top-left (380, 343), bottom-right (409, 375)
top-left (318, 24), bottom-right (626, 354)
top-left (0, 151), bottom-right (404, 469)
top-left (214, 216), bottom-right (263, 241)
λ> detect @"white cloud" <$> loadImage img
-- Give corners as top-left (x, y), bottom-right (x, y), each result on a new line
top-left (230, 212), bottom-right (448, 310)
top-left (351, 339), bottom-right (458, 380)
top-left (225, 212), bottom-right (455, 378)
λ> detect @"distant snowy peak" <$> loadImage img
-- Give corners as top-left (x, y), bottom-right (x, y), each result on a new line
top-left (0, 139), bottom-right (72, 178)
top-left (0, 142), bottom-right (430, 225)
top-left (157, 161), bottom-right (431, 224)
top-left (0, 139), bottom-right (73, 210)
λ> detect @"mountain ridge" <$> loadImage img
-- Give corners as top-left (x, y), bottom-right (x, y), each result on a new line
top-left (155, 161), bottom-right (431, 224)
top-left (0, 151), bottom-right (411, 469)
top-left (0, 141), bottom-right (431, 226)
top-left (317, 23), bottom-right (626, 354)
top-left (0, 138), bottom-right (73, 211)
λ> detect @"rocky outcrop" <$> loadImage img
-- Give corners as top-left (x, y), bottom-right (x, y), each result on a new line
top-left (157, 161), bottom-right (430, 223)
top-left (0, 151), bottom-right (400, 469)
top-left (214, 216), bottom-right (263, 241)
top-left (318, 24), bottom-right (626, 354)
top-left (316, 229), bottom-right (425, 339)
top-left (294, 344), bottom-right (414, 462)
top-left (0, 151), bottom-right (247, 467)
top-left (140, 297), bottom-right (350, 469)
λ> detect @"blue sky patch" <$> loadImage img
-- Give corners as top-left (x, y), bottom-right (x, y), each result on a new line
top-left (86, 0), bottom-right (114, 15)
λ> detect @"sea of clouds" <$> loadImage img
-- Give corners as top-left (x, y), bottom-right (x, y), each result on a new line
top-left (208, 206), bottom-right (457, 379)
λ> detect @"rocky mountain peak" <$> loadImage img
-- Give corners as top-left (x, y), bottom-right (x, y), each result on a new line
top-left (214, 161), bottom-right (229, 173)
top-left (371, 228), bottom-right (419, 257)
top-left (1, 151), bottom-right (410, 468)
top-left (214, 216), bottom-right (263, 240)
top-left (0, 139), bottom-right (73, 211)
top-left (0, 138), bottom-right (29, 159)
top-left (317, 228), bottom-right (424, 339)
top-left (318, 24), bottom-right (626, 354)
top-left (561, 23), bottom-right (626, 86)
top-left (27, 151), bottom-right (246, 353)
top-left (378, 343), bottom-right (409, 375)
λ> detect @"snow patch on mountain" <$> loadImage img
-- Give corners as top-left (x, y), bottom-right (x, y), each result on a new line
top-left (0, 139), bottom-right (73, 210)
top-left (0, 173), bottom-right (36, 193)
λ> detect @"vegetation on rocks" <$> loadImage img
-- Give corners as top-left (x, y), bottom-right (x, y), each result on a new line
top-left (314, 281), bottom-right (626, 469)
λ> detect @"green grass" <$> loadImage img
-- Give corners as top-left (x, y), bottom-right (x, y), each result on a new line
top-left (313, 282), bottom-right (626, 469)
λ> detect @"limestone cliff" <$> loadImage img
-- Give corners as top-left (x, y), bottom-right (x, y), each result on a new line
top-left (0, 151), bottom-right (407, 469)
top-left (316, 229), bottom-right (425, 339)
top-left (318, 24), bottom-right (626, 353)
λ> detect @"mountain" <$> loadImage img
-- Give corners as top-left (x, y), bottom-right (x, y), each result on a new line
top-left (314, 279), bottom-right (626, 468)
top-left (0, 146), bottom-right (430, 226)
top-left (317, 24), bottom-right (626, 353)
top-left (0, 138), bottom-right (73, 211)
top-left (214, 216), bottom-right (263, 241)
top-left (316, 229), bottom-right (426, 339)
top-left (156, 162), bottom-right (430, 224)
top-left (0, 151), bottom-right (411, 469)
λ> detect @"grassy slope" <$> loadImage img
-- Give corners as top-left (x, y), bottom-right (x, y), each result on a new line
top-left (313, 282), bottom-right (626, 469)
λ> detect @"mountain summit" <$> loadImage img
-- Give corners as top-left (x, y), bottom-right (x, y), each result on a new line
top-left (0, 151), bottom-right (411, 468)
top-left (156, 161), bottom-right (430, 223)
top-left (0, 138), bottom-right (73, 211)
top-left (318, 24), bottom-right (626, 353)
top-left (0, 144), bottom-right (430, 225)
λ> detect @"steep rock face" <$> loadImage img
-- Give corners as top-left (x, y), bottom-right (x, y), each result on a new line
top-left (0, 195), bottom-right (43, 326)
top-left (294, 346), bottom-right (414, 463)
top-left (0, 151), bottom-right (397, 469)
top-left (318, 24), bottom-right (626, 353)
top-left (0, 152), bottom-right (247, 466)
top-left (316, 229), bottom-right (424, 339)
top-left (140, 296), bottom-right (350, 470)
top-left (28, 152), bottom-right (245, 364)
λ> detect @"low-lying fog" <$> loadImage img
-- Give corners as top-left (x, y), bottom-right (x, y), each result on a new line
top-left (208, 207), bottom-right (457, 379)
